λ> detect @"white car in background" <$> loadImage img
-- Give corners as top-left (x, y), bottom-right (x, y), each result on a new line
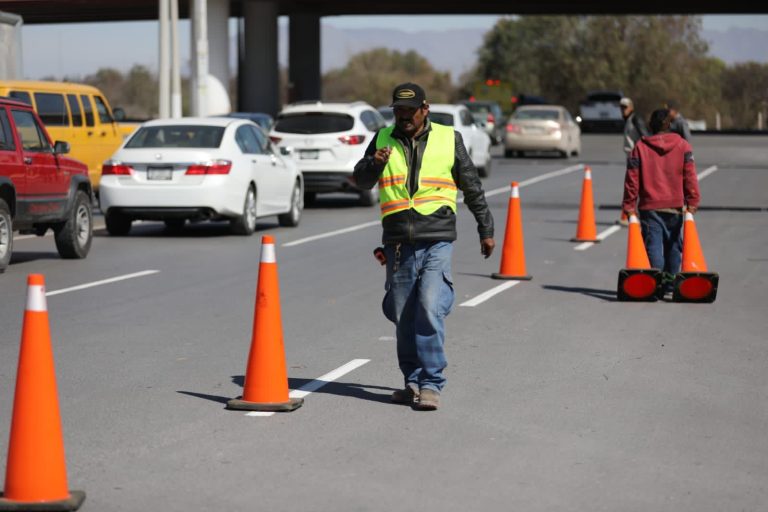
top-left (428, 104), bottom-right (493, 177)
top-left (504, 105), bottom-right (581, 158)
top-left (99, 117), bottom-right (303, 236)
top-left (269, 101), bottom-right (387, 206)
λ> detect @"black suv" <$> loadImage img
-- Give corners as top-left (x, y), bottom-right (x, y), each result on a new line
top-left (0, 97), bottom-right (94, 273)
top-left (460, 100), bottom-right (505, 145)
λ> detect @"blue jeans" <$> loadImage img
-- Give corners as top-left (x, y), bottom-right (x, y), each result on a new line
top-left (382, 241), bottom-right (455, 392)
top-left (640, 210), bottom-right (683, 287)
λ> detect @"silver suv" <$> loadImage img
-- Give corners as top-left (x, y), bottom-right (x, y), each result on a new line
top-left (270, 101), bottom-right (387, 206)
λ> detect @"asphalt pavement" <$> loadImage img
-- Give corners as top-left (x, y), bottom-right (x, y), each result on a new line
top-left (1, 134), bottom-right (767, 512)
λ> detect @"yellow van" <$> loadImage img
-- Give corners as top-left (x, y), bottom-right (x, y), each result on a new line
top-left (0, 80), bottom-right (135, 190)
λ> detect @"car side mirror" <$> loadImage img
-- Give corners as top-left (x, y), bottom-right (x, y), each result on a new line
top-left (280, 146), bottom-right (293, 156)
top-left (53, 140), bottom-right (70, 155)
top-left (113, 107), bottom-right (126, 122)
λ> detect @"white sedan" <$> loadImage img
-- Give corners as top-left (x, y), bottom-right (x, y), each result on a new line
top-left (428, 104), bottom-right (493, 177)
top-left (99, 117), bottom-right (303, 235)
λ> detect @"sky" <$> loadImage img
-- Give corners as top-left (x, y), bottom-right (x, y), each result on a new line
top-left (16, 14), bottom-right (768, 79)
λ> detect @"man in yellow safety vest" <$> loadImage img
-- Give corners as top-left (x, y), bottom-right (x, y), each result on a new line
top-left (353, 82), bottom-right (495, 410)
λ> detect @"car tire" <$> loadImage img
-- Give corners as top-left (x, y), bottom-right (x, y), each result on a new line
top-left (54, 190), bottom-right (92, 259)
top-left (105, 210), bottom-right (132, 236)
top-left (0, 198), bottom-right (12, 273)
top-left (278, 181), bottom-right (303, 227)
top-left (558, 150), bottom-right (568, 158)
top-left (358, 186), bottom-right (378, 207)
top-left (230, 185), bottom-right (257, 236)
top-left (478, 156), bottom-right (492, 178)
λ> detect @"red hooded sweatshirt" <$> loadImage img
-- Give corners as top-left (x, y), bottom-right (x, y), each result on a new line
top-left (622, 132), bottom-right (700, 213)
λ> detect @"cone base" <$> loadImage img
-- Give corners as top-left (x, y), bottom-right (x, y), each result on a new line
top-left (617, 269), bottom-right (661, 302)
top-left (226, 397), bottom-right (304, 412)
top-left (673, 272), bottom-right (719, 303)
top-left (0, 490), bottom-right (85, 511)
top-left (570, 237), bottom-right (600, 243)
top-left (491, 273), bottom-right (532, 281)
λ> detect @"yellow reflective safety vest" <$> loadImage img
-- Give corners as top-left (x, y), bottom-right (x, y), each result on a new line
top-left (375, 123), bottom-right (457, 219)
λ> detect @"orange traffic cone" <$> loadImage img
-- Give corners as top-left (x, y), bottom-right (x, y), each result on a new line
top-left (0, 274), bottom-right (85, 511)
top-left (673, 212), bottom-right (719, 303)
top-left (571, 166), bottom-right (600, 242)
top-left (227, 235), bottom-right (303, 412)
top-left (617, 214), bottom-right (661, 301)
top-left (492, 182), bottom-right (532, 280)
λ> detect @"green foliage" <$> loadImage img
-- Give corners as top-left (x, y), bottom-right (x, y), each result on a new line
top-left (81, 65), bottom-right (159, 119)
top-left (322, 48), bottom-right (454, 107)
top-left (466, 14), bottom-right (768, 128)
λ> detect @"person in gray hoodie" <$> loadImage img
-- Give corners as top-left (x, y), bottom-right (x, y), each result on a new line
top-left (666, 99), bottom-right (692, 142)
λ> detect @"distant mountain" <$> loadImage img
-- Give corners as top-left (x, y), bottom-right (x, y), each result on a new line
top-left (275, 25), bottom-right (767, 84)
top-left (701, 28), bottom-right (768, 65)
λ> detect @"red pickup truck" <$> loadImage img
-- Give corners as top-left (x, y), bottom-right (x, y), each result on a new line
top-left (0, 97), bottom-right (93, 273)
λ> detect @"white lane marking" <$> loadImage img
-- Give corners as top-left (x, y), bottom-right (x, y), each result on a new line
top-left (697, 165), bottom-right (718, 181)
top-left (45, 270), bottom-right (160, 297)
top-left (485, 164), bottom-right (584, 198)
top-left (245, 358), bottom-right (371, 417)
top-left (282, 220), bottom-right (379, 247)
top-left (574, 225), bottom-right (623, 251)
top-left (460, 281), bottom-right (520, 307)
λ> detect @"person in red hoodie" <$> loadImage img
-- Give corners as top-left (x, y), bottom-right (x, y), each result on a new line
top-left (622, 108), bottom-right (700, 297)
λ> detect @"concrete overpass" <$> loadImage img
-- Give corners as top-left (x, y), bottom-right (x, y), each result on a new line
top-left (4, 1), bottom-right (766, 115)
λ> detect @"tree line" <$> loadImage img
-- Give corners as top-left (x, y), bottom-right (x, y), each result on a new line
top-left (63, 15), bottom-right (767, 130)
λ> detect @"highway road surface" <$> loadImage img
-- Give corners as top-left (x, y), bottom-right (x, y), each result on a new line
top-left (1, 134), bottom-right (767, 512)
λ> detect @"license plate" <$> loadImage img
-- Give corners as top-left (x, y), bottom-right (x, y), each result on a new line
top-left (523, 126), bottom-right (544, 135)
top-left (300, 150), bottom-right (319, 160)
top-left (147, 167), bottom-right (173, 180)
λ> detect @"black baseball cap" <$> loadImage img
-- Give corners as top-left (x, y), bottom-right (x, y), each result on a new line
top-left (390, 82), bottom-right (426, 108)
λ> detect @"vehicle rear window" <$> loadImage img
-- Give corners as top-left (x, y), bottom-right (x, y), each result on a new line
top-left (586, 93), bottom-right (622, 102)
top-left (274, 113), bottom-right (354, 134)
top-left (465, 104), bottom-right (492, 114)
top-left (429, 113), bottom-right (454, 126)
top-left (34, 93), bottom-right (69, 126)
top-left (513, 110), bottom-right (560, 121)
top-left (125, 125), bottom-right (225, 148)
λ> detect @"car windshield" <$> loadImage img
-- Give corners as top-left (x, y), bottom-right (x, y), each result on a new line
top-left (513, 110), bottom-right (560, 121)
top-left (429, 113), bottom-right (454, 126)
top-left (274, 113), bottom-right (354, 134)
top-left (126, 125), bottom-right (225, 148)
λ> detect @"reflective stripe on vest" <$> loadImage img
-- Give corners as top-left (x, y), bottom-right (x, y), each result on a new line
top-left (376, 123), bottom-right (456, 219)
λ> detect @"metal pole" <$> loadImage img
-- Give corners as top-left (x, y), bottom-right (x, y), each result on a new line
top-left (170, 0), bottom-right (182, 118)
top-left (715, 111), bottom-right (721, 131)
top-left (158, 0), bottom-right (170, 118)
top-left (191, 0), bottom-right (209, 117)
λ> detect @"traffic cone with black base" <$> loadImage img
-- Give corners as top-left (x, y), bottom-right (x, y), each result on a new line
top-left (617, 214), bottom-right (661, 301)
top-left (571, 166), bottom-right (600, 242)
top-left (492, 182), bottom-right (532, 280)
top-left (227, 235), bottom-right (303, 412)
top-left (0, 274), bottom-right (85, 512)
top-left (673, 212), bottom-right (718, 303)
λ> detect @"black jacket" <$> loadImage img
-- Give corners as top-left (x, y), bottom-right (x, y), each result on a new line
top-left (353, 118), bottom-right (494, 244)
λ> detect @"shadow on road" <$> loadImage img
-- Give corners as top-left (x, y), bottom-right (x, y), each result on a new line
top-left (10, 251), bottom-right (61, 265)
top-left (541, 284), bottom-right (617, 302)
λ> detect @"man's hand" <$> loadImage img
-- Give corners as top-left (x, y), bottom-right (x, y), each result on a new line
top-left (373, 146), bottom-right (392, 166)
top-left (687, 206), bottom-right (698, 214)
top-left (480, 238), bottom-right (495, 259)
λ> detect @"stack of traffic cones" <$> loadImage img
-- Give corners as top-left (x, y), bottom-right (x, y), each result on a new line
top-left (0, 274), bottom-right (85, 511)
top-left (571, 166), bottom-right (600, 243)
top-left (227, 235), bottom-right (303, 412)
top-left (492, 182), bottom-right (532, 280)
top-left (673, 212), bottom-right (719, 303)
top-left (617, 214), bottom-right (661, 301)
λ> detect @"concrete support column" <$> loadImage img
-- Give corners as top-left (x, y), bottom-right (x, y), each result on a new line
top-left (289, 12), bottom-right (321, 103)
top-left (207, 0), bottom-right (230, 91)
top-left (240, 0), bottom-right (279, 115)
top-left (190, 0), bottom-right (209, 116)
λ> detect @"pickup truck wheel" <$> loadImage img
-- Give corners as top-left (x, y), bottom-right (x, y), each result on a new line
top-left (55, 190), bottom-right (92, 259)
top-left (0, 198), bottom-right (12, 273)
top-left (230, 185), bottom-right (257, 235)
top-left (105, 211), bottom-right (132, 236)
